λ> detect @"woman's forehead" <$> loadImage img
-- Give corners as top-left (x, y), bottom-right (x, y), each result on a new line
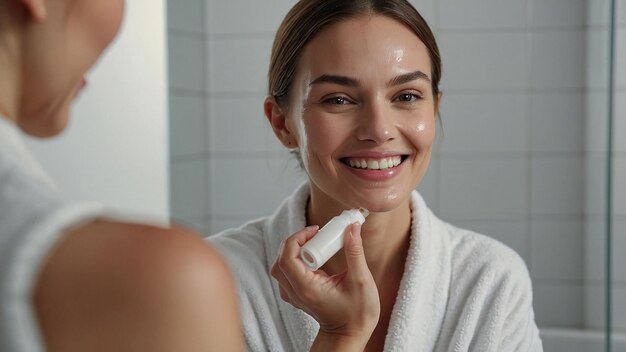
top-left (296, 15), bottom-right (432, 82)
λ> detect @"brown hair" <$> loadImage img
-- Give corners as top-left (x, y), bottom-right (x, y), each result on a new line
top-left (268, 0), bottom-right (441, 106)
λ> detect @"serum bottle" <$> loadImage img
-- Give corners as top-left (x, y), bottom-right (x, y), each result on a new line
top-left (300, 208), bottom-right (369, 270)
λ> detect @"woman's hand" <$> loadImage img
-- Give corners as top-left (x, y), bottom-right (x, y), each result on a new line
top-left (270, 223), bottom-right (380, 350)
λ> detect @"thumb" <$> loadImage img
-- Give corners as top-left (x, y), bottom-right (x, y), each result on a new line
top-left (343, 223), bottom-right (372, 282)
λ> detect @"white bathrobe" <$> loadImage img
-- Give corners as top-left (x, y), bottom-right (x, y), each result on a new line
top-left (0, 116), bottom-right (103, 352)
top-left (209, 183), bottom-right (543, 351)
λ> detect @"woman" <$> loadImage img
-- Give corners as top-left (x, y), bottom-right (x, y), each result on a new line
top-left (209, 0), bottom-right (543, 351)
top-left (0, 1), bottom-right (243, 351)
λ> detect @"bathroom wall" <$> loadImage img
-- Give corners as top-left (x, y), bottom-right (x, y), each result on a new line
top-left (28, 0), bottom-right (170, 220)
top-left (167, 0), bottom-right (624, 338)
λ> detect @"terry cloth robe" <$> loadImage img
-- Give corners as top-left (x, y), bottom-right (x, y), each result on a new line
top-left (208, 183), bottom-right (543, 351)
top-left (0, 116), bottom-right (104, 352)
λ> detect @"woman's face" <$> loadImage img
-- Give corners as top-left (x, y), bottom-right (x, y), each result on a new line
top-left (18, 0), bottom-right (125, 137)
top-left (284, 15), bottom-right (438, 213)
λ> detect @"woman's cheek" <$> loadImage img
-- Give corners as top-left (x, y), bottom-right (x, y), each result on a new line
top-left (401, 116), bottom-right (436, 149)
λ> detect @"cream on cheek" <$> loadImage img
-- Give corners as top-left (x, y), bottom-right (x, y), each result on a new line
top-left (289, 71), bottom-right (313, 171)
top-left (406, 99), bottom-right (437, 143)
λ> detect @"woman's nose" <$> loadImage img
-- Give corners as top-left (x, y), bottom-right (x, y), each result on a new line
top-left (355, 101), bottom-right (396, 144)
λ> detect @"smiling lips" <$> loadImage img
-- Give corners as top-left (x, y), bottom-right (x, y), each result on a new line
top-left (342, 155), bottom-right (403, 170)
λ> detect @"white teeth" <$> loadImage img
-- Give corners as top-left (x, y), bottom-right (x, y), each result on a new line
top-left (345, 156), bottom-right (402, 170)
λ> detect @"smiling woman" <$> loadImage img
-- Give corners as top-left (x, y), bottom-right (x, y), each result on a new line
top-left (207, 0), bottom-right (543, 351)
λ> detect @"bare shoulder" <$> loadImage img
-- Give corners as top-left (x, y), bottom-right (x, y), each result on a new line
top-left (35, 220), bottom-right (243, 352)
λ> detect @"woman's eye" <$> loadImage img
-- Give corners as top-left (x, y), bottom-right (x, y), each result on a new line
top-left (394, 93), bottom-right (421, 102)
top-left (323, 96), bottom-right (351, 105)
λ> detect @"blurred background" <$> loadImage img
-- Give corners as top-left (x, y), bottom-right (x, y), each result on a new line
top-left (167, 0), bottom-right (624, 350)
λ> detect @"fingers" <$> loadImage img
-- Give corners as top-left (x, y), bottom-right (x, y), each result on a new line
top-left (281, 225), bottom-right (319, 260)
top-left (271, 225), bottom-right (319, 302)
top-left (342, 223), bottom-right (372, 284)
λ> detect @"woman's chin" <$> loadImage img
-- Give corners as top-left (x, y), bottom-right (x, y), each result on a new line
top-left (348, 191), bottom-right (410, 214)
top-left (19, 105), bottom-right (70, 138)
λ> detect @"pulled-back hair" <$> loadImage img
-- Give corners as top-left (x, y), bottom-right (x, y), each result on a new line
top-left (268, 0), bottom-right (441, 106)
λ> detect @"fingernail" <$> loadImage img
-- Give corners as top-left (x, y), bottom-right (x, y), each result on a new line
top-left (305, 225), bottom-right (319, 233)
top-left (350, 223), bottom-right (361, 238)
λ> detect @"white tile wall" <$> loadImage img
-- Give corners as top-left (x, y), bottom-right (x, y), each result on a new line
top-left (208, 158), bottom-right (306, 218)
top-left (167, 0), bottom-right (624, 335)
top-left (531, 30), bottom-right (586, 90)
top-left (585, 90), bottom-right (610, 154)
top-left (169, 94), bottom-right (206, 158)
top-left (170, 159), bottom-right (208, 219)
top-left (540, 329), bottom-right (607, 352)
top-left (617, 29), bottom-right (626, 88)
top-left (530, 156), bottom-right (584, 216)
top-left (531, 219), bottom-right (583, 280)
top-left (439, 157), bottom-right (528, 220)
top-left (614, 157), bottom-right (626, 216)
top-left (585, 283), bottom-right (626, 331)
top-left (531, 91), bottom-right (584, 153)
top-left (208, 96), bottom-right (283, 155)
top-left (585, 156), bottom-right (610, 217)
top-left (616, 92), bottom-right (626, 153)
top-left (168, 33), bottom-right (205, 92)
top-left (586, 29), bottom-right (611, 90)
top-left (584, 284), bottom-right (606, 329)
top-left (530, 0), bottom-right (586, 28)
top-left (437, 0), bottom-right (527, 30)
top-left (438, 32), bottom-right (529, 91)
top-left (439, 93), bottom-right (529, 154)
top-left (206, 0), bottom-right (294, 35)
top-left (584, 220), bottom-right (608, 282)
top-left (534, 282), bottom-right (583, 327)
top-left (586, 0), bottom-right (613, 27)
top-left (207, 37), bottom-right (273, 94)
top-left (167, 0), bottom-right (204, 34)
top-left (612, 221), bottom-right (626, 283)
top-left (613, 286), bottom-right (626, 332)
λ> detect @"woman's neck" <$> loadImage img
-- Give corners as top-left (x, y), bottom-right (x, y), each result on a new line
top-left (358, 206), bottom-right (412, 280)
top-left (306, 188), bottom-right (413, 282)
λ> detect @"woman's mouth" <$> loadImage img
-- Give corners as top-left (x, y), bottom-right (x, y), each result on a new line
top-left (340, 155), bottom-right (408, 170)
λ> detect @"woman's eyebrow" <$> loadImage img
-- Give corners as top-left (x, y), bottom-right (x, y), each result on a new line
top-left (309, 71), bottom-right (430, 88)
top-left (309, 74), bottom-right (360, 87)
top-left (387, 70), bottom-right (431, 87)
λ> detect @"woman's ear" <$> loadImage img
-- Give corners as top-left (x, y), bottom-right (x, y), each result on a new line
top-left (20, 0), bottom-right (47, 22)
top-left (435, 91), bottom-right (443, 116)
top-left (264, 96), bottom-right (297, 149)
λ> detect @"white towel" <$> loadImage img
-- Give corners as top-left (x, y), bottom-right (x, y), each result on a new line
top-left (209, 183), bottom-right (542, 351)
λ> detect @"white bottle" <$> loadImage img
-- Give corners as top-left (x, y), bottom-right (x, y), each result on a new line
top-left (300, 208), bottom-right (369, 270)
